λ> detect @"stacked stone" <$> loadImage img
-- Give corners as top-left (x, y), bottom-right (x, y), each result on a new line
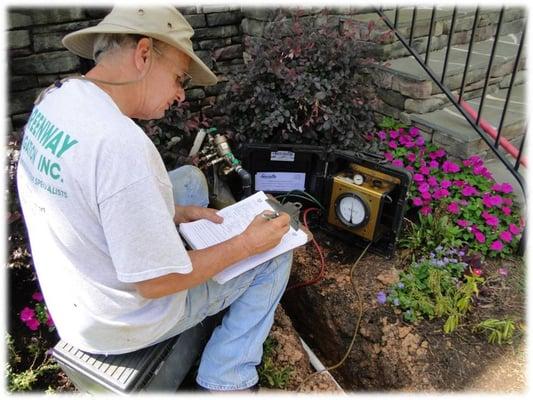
top-left (7, 6), bottom-right (245, 129)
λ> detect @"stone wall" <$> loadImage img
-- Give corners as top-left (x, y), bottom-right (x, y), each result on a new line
top-left (7, 5), bottom-right (245, 130)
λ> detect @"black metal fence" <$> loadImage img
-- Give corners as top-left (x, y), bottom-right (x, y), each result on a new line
top-left (376, 6), bottom-right (527, 195)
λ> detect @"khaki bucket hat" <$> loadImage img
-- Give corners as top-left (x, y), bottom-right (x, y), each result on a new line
top-left (62, 6), bottom-right (217, 86)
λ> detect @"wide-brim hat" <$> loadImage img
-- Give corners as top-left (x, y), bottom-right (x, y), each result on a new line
top-left (62, 6), bottom-right (217, 86)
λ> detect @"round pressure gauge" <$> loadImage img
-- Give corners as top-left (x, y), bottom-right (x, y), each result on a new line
top-left (335, 193), bottom-right (370, 228)
top-left (353, 174), bottom-right (364, 185)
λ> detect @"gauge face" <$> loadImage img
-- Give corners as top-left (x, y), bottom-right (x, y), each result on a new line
top-left (335, 193), bottom-right (369, 228)
top-left (353, 174), bottom-right (364, 185)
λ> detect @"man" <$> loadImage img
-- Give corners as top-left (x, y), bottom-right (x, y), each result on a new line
top-left (16, 6), bottom-right (295, 391)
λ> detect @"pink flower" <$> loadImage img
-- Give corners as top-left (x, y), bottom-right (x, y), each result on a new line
top-left (490, 240), bottom-right (504, 251)
top-left (441, 180), bottom-right (452, 189)
top-left (434, 149), bottom-right (446, 158)
top-left (412, 197), bottom-right (424, 206)
top-left (26, 318), bottom-right (40, 331)
top-left (413, 173), bottom-right (425, 182)
top-left (389, 130), bottom-right (400, 139)
top-left (502, 197), bottom-right (513, 207)
top-left (461, 185), bottom-right (479, 197)
top-left (32, 292), bottom-right (44, 302)
top-left (499, 230), bottom-right (513, 243)
top-left (433, 188), bottom-right (450, 200)
top-left (420, 206), bottom-right (432, 215)
top-left (409, 127), bottom-right (420, 137)
top-left (418, 182), bottom-right (430, 193)
top-left (501, 206), bottom-right (511, 216)
top-left (472, 267), bottom-right (483, 276)
top-left (500, 183), bottom-right (513, 194)
top-left (447, 202), bottom-right (460, 214)
top-left (467, 155), bottom-right (483, 166)
top-left (406, 165), bottom-right (415, 172)
top-left (377, 131), bottom-right (387, 140)
top-left (429, 160), bottom-right (439, 169)
top-left (482, 194), bottom-right (503, 208)
top-left (384, 152), bottom-right (394, 161)
top-left (453, 180), bottom-right (465, 188)
top-left (421, 191), bottom-right (432, 200)
top-left (415, 136), bottom-right (425, 147)
top-left (457, 219), bottom-right (471, 228)
top-left (20, 307), bottom-right (35, 322)
top-left (509, 223), bottom-right (521, 235)
top-left (420, 166), bottom-right (431, 175)
top-left (392, 159), bottom-right (404, 167)
top-left (388, 140), bottom-right (398, 149)
top-left (427, 176), bottom-right (438, 187)
top-left (442, 160), bottom-right (461, 173)
top-left (406, 153), bottom-right (416, 163)
top-left (474, 231), bottom-right (486, 243)
top-left (472, 165), bottom-right (486, 176)
top-left (46, 311), bottom-right (54, 327)
top-left (404, 141), bottom-right (415, 149)
top-left (399, 135), bottom-right (410, 145)
top-left (483, 212), bottom-right (500, 228)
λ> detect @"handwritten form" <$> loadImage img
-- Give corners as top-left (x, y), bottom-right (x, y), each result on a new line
top-left (178, 191), bottom-right (308, 284)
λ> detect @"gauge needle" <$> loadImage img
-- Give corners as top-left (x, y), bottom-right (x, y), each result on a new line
top-left (349, 197), bottom-right (353, 223)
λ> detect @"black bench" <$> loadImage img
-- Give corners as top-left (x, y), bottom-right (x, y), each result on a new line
top-left (52, 315), bottom-right (222, 393)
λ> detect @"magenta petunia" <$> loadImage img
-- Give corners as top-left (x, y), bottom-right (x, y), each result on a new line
top-left (26, 318), bottom-right (40, 331)
top-left (461, 185), bottom-right (479, 197)
top-left (384, 152), bottom-right (394, 161)
top-left (32, 292), bottom-right (44, 302)
top-left (457, 219), bottom-right (471, 228)
top-left (392, 159), bottom-right (404, 167)
top-left (440, 180), bottom-right (452, 189)
top-left (474, 231), bottom-right (486, 243)
top-left (490, 240), bottom-right (504, 251)
top-left (472, 165), bottom-right (485, 176)
top-left (388, 140), bottom-right (398, 149)
top-left (412, 197), bottom-right (424, 207)
top-left (419, 166), bottom-right (430, 175)
top-left (377, 131), bottom-right (387, 140)
top-left (429, 160), bottom-right (439, 169)
top-left (509, 223), bottom-right (521, 235)
top-left (442, 160), bottom-right (461, 173)
top-left (389, 130), bottom-right (400, 139)
top-left (427, 176), bottom-right (438, 187)
top-left (413, 173), bottom-right (425, 182)
top-left (418, 182), bottom-right (430, 193)
top-left (406, 153), bottom-right (417, 163)
top-left (434, 148), bottom-right (446, 158)
top-left (502, 197), bottom-right (513, 207)
top-left (421, 191), bottom-right (432, 201)
top-left (433, 188), bottom-right (450, 200)
top-left (501, 206), bottom-right (511, 216)
top-left (447, 202), bottom-right (460, 214)
top-left (409, 127), bottom-right (420, 137)
top-left (404, 141), bottom-right (415, 149)
top-left (406, 165), bottom-right (415, 172)
top-left (420, 206), bottom-right (432, 215)
top-left (467, 155), bottom-right (483, 166)
top-left (500, 183), bottom-right (513, 194)
top-left (453, 180), bottom-right (465, 188)
top-left (499, 230), bottom-right (513, 243)
top-left (20, 307), bottom-right (35, 322)
top-left (415, 136), bottom-right (425, 147)
top-left (483, 213), bottom-right (500, 228)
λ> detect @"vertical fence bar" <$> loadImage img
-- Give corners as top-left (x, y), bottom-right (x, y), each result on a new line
top-left (476, 7), bottom-right (505, 125)
top-left (514, 130), bottom-right (526, 171)
top-left (409, 7), bottom-right (417, 46)
top-left (458, 7), bottom-right (480, 102)
top-left (495, 24), bottom-right (526, 149)
top-left (441, 6), bottom-right (458, 83)
top-left (394, 7), bottom-right (400, 29)
top-left (424, 6), bottom-right (437, 64)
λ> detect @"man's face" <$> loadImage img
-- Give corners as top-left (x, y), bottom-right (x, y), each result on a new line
top-left (137, 44), bottom-right (191, 120)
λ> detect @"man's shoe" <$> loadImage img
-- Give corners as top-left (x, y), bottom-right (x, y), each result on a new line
top-left (195, 382), bottom-right (259, 393)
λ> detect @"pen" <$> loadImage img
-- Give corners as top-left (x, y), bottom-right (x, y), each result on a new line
top-left (261, 211), bottom-right (280, 221)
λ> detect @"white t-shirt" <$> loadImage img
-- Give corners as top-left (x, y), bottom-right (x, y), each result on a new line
top-left (16, 79), bottom-right (193, 354)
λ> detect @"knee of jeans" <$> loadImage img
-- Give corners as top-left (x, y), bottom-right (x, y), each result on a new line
top-left (273, 251), bottom-right (293, 281)
top-left (170, 165), bottom-right (209, 207)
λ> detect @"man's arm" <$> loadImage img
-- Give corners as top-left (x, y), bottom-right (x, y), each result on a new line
top-left (134, 212), bottom-right (290, 298)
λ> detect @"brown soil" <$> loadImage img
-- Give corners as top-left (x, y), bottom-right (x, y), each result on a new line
top-left (276, 230), bottom-right (526, 393)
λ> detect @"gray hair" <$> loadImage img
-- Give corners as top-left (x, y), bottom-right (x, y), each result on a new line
top-left (93, 33), bottom-right (162, 63)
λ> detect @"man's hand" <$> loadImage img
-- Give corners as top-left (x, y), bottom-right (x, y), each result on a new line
top-left (174, 205), bottom-right (223, 225)
top-left (239, 210), bottom-right (291, 257)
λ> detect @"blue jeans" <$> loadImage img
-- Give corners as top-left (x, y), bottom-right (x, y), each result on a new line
top-left (163, 165), bottom-right (293, 390)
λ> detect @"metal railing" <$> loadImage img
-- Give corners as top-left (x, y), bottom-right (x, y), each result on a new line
top-left (375, 6), bottom-right (527, 195)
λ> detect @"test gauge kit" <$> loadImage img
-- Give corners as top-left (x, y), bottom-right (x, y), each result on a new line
top-left (240, 143), bottom-right (412, 257)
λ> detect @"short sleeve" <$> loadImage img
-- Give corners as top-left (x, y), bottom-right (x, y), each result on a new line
top-left (99, 175), bottom-right (192, 283)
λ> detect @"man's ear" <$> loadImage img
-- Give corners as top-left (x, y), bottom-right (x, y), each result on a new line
top-left (133, 37), bottom-right (153, 72)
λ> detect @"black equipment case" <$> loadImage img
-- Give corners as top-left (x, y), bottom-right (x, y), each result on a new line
top-left (240, 143), bottom-right (412, 257)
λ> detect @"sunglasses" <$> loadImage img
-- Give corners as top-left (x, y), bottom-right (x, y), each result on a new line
top-left (153, 45), bottom-right (193, 88)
